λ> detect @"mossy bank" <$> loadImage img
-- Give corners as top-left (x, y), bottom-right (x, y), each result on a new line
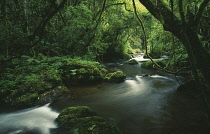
top-left (0, 55), bottom-right (126, 109)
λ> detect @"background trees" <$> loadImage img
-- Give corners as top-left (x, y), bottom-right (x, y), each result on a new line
top-left (1, 0), bottom-right (210, 124)
top-left (1, 0), bottom-right (210, 86)
top-left (0, 0), bottom-right (141, 62)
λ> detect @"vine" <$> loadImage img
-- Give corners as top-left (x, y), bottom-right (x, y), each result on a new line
top-left (132, 0), bottom-right (191, 75)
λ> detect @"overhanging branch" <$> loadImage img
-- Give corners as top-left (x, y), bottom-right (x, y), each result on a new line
top-left (178, 0), bottom-right (186, 27)
top-left (134, 0), bottom-right (190, 75)
top-left (194, 0), bottom-right (210, 25)
top-left (105, 2), bottom-right (132, 12)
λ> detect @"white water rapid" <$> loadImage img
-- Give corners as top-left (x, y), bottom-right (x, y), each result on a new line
top-left (0, 103), bottom-right (59, 134)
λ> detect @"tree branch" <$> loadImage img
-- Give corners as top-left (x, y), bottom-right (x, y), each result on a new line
top-left (89, 0), bottom-right (107, 32)
top-left (31, 0), bottom-right (68, 41)
top-left (178, 0), bottom-right (186, 27)
top-left (194, 0), bottom-right (210, 25)
top-left (0, 0), bottom-right (7, 18)
top-left (134, 0), bottom-right (190, 75)
top-left (105, 3), bottom-right (132, 12)
top-left (138, 0), bottom-right (183, 39)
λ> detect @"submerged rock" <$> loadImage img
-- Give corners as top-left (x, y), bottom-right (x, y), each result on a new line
top-left (139, 74), bottom-right (150, 77)
top-left (55, 106), bottom-right (121, 134)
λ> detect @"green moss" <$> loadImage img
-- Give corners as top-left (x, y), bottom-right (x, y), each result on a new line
top-left (0, 55), bottom-right (113, 108)
top-left (60, 60), bottom-right (108, 85)
top-left (126, 59), bottom-right (138, 65)
top-left (56, 106), bottom-right (97, 128)
top-left (56, 106), bottom-right (121, 134)
top-left (11, 93), bottom-right (39, 107)
top-left (58, 106), bottom-right (96, 117)
top-left (141, 60), bottom-right (165, 69)
top-left (77, 68), bottom-right (89, 74)
top-left (38, 86), bottom-right (69, 104)
top-left (59, 116), bottom-right (105, 129)
top-left (70, 120), bottom-right (121, 134)
top-left (104, 71), bottom-right (126, 83)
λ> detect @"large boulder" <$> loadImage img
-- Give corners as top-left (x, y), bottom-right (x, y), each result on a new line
top-left (126, 59), bottom-right (138, 65)
top-left (70, 120), bottom-right (120, 134)
top-left (60, 60), bottom-right (108, 85)
top-left (55, 106), bottom-right (121, 134)
top-left (141, 60), bottom-right (165, 69)
top-left (56, 106), bottom-right (97, 128)
top-left (104, 71), bottom-right (126, 83)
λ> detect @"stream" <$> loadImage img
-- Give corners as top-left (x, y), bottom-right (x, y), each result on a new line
top-left (0, 55), bottom-right (208, 134)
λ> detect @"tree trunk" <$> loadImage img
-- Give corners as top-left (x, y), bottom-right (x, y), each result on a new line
top-left (184, 28), bottom-right (210, 87)
top-left (138, 0), bottom-right (210, 89)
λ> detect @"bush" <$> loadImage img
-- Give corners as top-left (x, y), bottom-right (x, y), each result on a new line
top-left (0, 55), bottom-right (65, 108)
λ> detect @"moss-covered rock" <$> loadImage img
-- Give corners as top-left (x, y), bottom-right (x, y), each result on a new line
top-left (8, 86), bottom-right (69, 109)
top-left (55, 106), bottom-right (121, 134)
top-left (141, 60), bottom-right (165, 69)
top-left (104, 71), bottom-right (126, 83)
top-left (126, 59), bottom-right (138, 65)
top-left (11, 93), bottom-right (39, 108)
top-left (60, 60), bottom-right (108, 85)
top-left (56, 106), bottom-right (97, 128)
top-left (70, 120), bottom-right (120, 134)
top-left (38, 86), bottom-right (69, 104)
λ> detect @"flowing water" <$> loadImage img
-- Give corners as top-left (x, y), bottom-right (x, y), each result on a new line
top-left (0, 55), bottom-right (208, 134)
top-left (0, 104), bottom-right (58, 134)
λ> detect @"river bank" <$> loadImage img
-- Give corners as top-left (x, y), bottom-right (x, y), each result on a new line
top-left (0, 55), bottom-right (208, 134)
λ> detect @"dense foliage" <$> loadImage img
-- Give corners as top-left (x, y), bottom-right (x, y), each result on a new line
top-left (0, 55), bottom-right (126, 108)
top-left (0, 0), bottom-right (210, 119)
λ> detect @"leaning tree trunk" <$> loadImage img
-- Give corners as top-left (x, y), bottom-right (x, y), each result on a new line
top-left (138, 0), bottom-right (210, 126)
top-left (184, 27), bottom-right (210, 88)
top-left (137, 0), bottom-right (210, 89)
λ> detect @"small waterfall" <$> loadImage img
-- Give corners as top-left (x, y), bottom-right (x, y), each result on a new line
top-left (0, 103), bottom-right (59, 134)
